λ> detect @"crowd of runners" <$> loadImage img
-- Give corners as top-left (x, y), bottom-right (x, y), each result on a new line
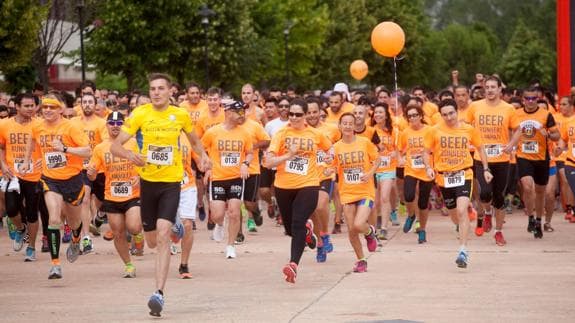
top-left (1, 73), bottom-right (575, 316)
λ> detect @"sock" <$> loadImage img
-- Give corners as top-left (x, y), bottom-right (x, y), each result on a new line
top-left (47, 226), bottom-right (60, 261)
top-left (72, 222), bottom-right (83, 240)
top-left (157, 289), bottom-right (164, 296)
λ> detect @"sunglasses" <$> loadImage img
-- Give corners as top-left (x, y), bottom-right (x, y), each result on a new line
top-left (289, 112), bottom-right (304, 118)
top-left (524, 96), bottom-right (538, 102)
top-left (407, 113), bottom-right (420, 119)
top-left (107, 120), bottom-right (124, 126)
top-left (42, 105), bottom-right (60, 110)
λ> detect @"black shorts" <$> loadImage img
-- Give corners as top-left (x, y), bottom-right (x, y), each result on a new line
top-left (440, 179), bottom-right (472, 209)
top-left (41, 173), bottom-right (85, 206)
top-left (91, 173), bottom-right (105, 201)
top-left (396, 167), bottom-right (405, 179)
top-left (140, 179), bottom-right (180, 232)
top-left (243, 174), bottom-right (260, 202)
top-left (4, 179), bottom-right (41, 223)
top-left (100, 197), bottom-right (140, 214)
top-left (191, 159), bottom-right (205, 179)
top-left (517, 157), bottom-right (550, 186)
top-left (81, 169), bottom-right (92, 187)
top-left (473, 160), bottom-right (509, 209)
top-left (259, 166), bottom-right (276, 188)
top-left (319, 179), bottom-right (334, 197)
top-left (210, 178), bottom-right (244, 201)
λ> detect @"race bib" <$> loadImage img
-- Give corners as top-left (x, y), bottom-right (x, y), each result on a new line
top-left (343, 168), bottom-right (363, 184)
top-left (221, 152), bottom-right (240, 167)
top-left (316, 151), bottom-right (325, 164)
top-left (522, 141), bottom-right (539, 154)
top-left (411, 154), bottom-right (425, 169)
top-left (13, 159), bottom-right (33, 174)
top-left (444, 170), bottom-right (465, 188)
top-left (485, 144), bottom-right (502, 158)
top-left (379, 156), bottom-right (391, 168)
top-left (147, 145), bottom-right (173, 165)
top-left (111, 181), bottom-right (132, 198)
top-left (45, 152), bottom-right (67, 169)
top-left (286, 157), bottom-right (309, 176)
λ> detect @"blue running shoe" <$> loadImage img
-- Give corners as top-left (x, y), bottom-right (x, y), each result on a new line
top-left (7, 217), bottom-right (16, 240)
top-left (170, 222), bottom-right (184, 244)
top-left (403, 215), bottom-right (416, 233)
top-left (321, 235), bottom-right (333, 253)
top-left (13, 228), bottom-right (25, 251)
top-left (390, 209), bottom-right (400, 226)
top-left (24, 247), bottom-right (36, 262)
top-left (148, 291), bottom-right (164, 317)
top-left (456, 250), bottom-right (468, 268)
top-left (316, 246), bottom-right (327, 263)
top-left (417, 230), bottom-right (427, 244)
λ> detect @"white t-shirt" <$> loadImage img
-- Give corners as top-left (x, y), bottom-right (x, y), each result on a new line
top-left (265, 118), bottom-right (289, 137)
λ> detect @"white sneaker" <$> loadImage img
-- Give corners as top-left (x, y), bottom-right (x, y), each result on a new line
top-left (212, 223), bottom-right (225, 242)
top-left (225, 245), bottom-right (236, 259)
top-left (7, 177), bottom-right (20, 193)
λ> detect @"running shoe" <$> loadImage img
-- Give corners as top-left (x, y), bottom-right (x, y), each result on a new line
top-left (455, 250), bottom-right (468, 268)
top-left (7, 217), bottom-right (16, 240)
top-left (123, 263), bottom-right (136, 278)
top-left (13, 227), bottom-right (25, 252)
top-left (475, 217), bottom-right (484, 236)
top-left (417, 230), bottom-right (427, 244)
top-left (570, 215), bottom-right (575, 223)
top-left (62, 224), bottom-right (72, 243)
top-left (89, 223), bottom-right (101, 237)
top-left (353, 259), bottom-right (368, 273)
top-left (467, 205), bottom-right (477, 221)
top-left (148, 291), bottom-right (164, 317)
top-left (533, 221), bottom-right (543, 239)
top-left (253, 209), bottom-right (263, 226)
top-left (377, 229), bottom-right (388, 241)
top-left (81, 236), bottom-right (93, 254)
top-left (543, 223), bottom-right (554, 232)
top-left (132, 233), bottom-right (144, 256)
top-left (305, 220), bottom-right (317, 249)
top-left (198, 206), bottom-right (206, 221)
top-left (413, 220), bottom-right (420, 233)
top-left (179, 264), bottom-right (193, 279)
top-left (331, 223), bottom-right (341, 234)
top-left (527, 216), bottom-right (536, 233)
top-left (41, 235), bottom-right (49, 253)
top-left (483, 214), bottom-right (493, 233)
top-left (390, 209), bottom-right (400, 226)
top-left (247, 218), bottom-right (257, 232)
top-left (316, 246), bottom-right (327, 263)
top-left (212, 223), bottom-right (225, 242)
top-left (398, 202), bottom-right (406, 217)
top-left (103, 230), bottom-right (114, 241)
top-left (66, 239), bottom-right (81, 263)
top-left (226, 245), bottom-right (237, 259)
top-left (207, 220), bottom-right (216, 231)
top-left (170, 222), bottom-right (184, 244)
top-left (494, 231), bottom-right (506, 246)
top-left (24, 247), bottom-right (36, 262)
top-left (365, 225), bottom-right (378, 252)
top-left (48, 265), bottom-right (62, 279)
top-left (235, 232), bottom-right (245, 245)
top-left (321, 235), bottom-right (333, 253)
top-left (267, 204), bottom-right (275, 219)
top-left (282, 262), bottom-right (298, 284)
top-left (94, 211), bottom-right (106, 228)
top-left (170, 243), bottom-right (179, 255)
top-left (403, 215), bottom-right (416, 233)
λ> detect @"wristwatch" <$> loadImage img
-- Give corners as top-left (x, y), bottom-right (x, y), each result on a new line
top-left (242, 161), bottom-right (250, 166)
top-left (63, 146), bottom-right (68, 153)
top-left (484, 168), bottom-right (491, 173)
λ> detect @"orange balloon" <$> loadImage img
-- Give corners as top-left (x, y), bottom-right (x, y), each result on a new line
top-left (350, 60), bottom-right (369, 80)
top-left (371, 21), bottom-right (405, 57)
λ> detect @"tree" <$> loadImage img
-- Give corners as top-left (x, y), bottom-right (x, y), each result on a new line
top-left (0, 1), bottom-right (46, 72)
top-left (498, 19), bottom-right (554, 88)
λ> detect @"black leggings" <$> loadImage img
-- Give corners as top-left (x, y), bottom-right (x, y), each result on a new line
top-left (5, 179), bottom-right (41, 223)
top-left (39, 191), bottom-right (49, 236)
top-left (274, 186), bottom-right (319, 265)
top-left (403, 176), bottom-right (433, 210)
top-left (474, 161), bottom-right (509, 209)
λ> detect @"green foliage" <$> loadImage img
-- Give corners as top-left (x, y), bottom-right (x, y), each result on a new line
top-left (95, 72), bottom-right (128, 93)
top-left (498, 20), bottom-right (554, 88)
top-left (0, 0), bottom-right (46, 72)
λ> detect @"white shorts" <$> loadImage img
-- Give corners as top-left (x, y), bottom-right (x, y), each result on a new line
top-left (178, 187), bottom-right (198, 220)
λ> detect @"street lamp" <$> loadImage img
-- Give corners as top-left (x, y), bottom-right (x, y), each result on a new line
top-left (77, 0), bottom-right (86, 82)
top-left (199, 4), bottom-right (215, 89)
top-left (283, 20), bottom-right (294, 87)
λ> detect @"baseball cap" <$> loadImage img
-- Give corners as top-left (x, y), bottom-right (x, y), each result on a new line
top-left (107, 111), bottom-right (125, 121)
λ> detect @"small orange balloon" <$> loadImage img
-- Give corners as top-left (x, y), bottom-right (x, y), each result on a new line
top-left (350, 60), bottom-right (369, 80)
top-left (371, 21), bottom-right (405, 57)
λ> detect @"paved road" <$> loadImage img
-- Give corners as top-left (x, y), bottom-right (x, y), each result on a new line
top-left (1, 210), bottom-right (574, 322)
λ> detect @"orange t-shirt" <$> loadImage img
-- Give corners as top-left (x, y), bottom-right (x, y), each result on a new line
top-left (325, 102), bottom-right (354, 124)
top-left (180, 100), bottom-right (208, 126)
top-left (422, 101), bottom-right (439, 118)
top-left (553, 113), bottom-right (575, 162)
top-left (195, 111), bottom-right (224, 138)
top-left (374, 127), bottom-right (398, 173)
top-left (240, 119), bottom-right (271, 175)
top-left (32, 118), bottom-right (89, 180)
top-left (201, 124), bottom-right (253, 181)
top-left (90, 139), bottom-right (140, 202)
top-left (332, 136), bottom-right (378, 204)
top-left (425, 123), bottom-right (481, 187)
top-left (179, 133), bottom-right (196, 191)
top-left (464, 99), bottom-right (515, 163)
top-left (315, 122), bottom-right (341, 181)
top-left (0, 118), bottom-right (42, 181)
top-left (560, 118), bottom-right (575, 167)
top-left (70, 116), bottom-right (107, 168)
top-left (511, 107), bottom-right (557, 161)
top-left (399, 125), bottom-right (433, 181)
top-left (268, 125), bottom-right (332, 189)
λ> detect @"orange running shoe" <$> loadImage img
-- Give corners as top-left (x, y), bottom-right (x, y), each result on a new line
top-left (467, 205), bottom-right (477, 221)
top-left (103, 230), bottom-right (114, 241)
top-left (475, 226), bottom-right (484, 236)
top-left (282, 262), bottom-right (298, 284)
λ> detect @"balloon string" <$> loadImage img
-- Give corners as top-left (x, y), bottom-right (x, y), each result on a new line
top-left (393, 56), bottom-right (399, 146)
